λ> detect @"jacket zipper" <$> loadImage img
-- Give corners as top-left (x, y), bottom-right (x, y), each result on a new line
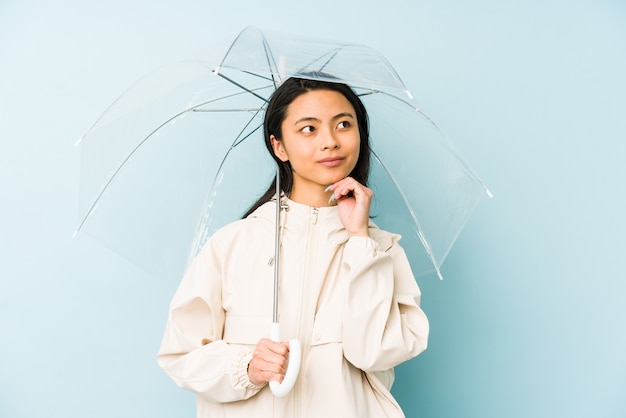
top-left (293, 207), bottom-right (319, 417)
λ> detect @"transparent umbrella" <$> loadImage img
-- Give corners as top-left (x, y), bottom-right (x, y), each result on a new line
top-left (75, 25), bottom-right (491, 396)
top-left (75, 26), bottom-right (490, 284)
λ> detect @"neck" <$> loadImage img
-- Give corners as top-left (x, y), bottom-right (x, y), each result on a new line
top-left (289, 184), bottom-right (335, 208)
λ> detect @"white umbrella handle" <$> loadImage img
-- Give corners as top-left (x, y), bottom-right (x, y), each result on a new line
top-left (268, 322), bottom-right (301, 397)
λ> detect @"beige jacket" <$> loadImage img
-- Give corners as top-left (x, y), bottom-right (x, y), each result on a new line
top-left (157, 198), bottom-right (429, 417)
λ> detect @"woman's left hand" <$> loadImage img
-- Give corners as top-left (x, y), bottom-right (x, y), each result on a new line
top-left (327, 177), bottom-right (372, 237)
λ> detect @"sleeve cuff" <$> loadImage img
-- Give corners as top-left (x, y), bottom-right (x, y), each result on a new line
top-left (344, 236), bottom-right (380, 260)
top-left (345, 235), bottom-right (379, 250)
top-left (232, 349), bottom-right (266, 391)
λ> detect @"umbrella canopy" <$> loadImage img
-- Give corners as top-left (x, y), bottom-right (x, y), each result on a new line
top-left (75, 26), bottom-right (490, 279)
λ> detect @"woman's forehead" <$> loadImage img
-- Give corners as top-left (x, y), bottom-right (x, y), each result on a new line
top-left (284, 89), bottom-right (355, 121)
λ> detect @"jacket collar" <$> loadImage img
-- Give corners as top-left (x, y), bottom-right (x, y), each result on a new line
top-left (250, 197), bottom-right (348, 246)
top-left (249, 196), bottom-right (399, 250)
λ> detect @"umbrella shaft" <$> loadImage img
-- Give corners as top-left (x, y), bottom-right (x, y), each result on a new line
top-left (273, 167), bottom-right (280, 323)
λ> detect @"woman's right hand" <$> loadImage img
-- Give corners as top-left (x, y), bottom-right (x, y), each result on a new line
top-left (248, 338), bottom-right (290, 386)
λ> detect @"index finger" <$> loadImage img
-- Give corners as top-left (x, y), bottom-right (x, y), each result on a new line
top-left (258, 338), bottom-right (290, 356)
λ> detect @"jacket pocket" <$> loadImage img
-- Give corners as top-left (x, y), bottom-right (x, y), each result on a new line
top-left (223, 314), bottom-right (272, 345)
top-left (310, 310), bottom-right (343, 346)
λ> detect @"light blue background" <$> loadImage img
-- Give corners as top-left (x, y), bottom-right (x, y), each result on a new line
top-left (1, 1), bottom-right (625, 417)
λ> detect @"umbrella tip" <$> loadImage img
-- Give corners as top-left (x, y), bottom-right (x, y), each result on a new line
top-left (485, 187), bottom-right (494, 199)
top-left (72, 229), bottom-right (79, 239)
top-left (74, 136), bottom-right (83, 146)
top-left (405, 90), bottom-right (414, 100)
top-left (213, 66), bottom-right (221, 76)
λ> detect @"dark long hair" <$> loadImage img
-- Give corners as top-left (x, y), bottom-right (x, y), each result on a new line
top-left (242, 77), bottom-right (371, 218)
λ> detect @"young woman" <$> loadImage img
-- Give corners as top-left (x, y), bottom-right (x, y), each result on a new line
top-left (157, 77), bottom-right (429, 417)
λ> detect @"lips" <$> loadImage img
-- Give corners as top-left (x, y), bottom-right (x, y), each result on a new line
top-left (318, 156), bottom-right (345, 167)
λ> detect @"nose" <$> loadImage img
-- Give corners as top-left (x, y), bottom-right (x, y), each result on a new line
top-left (320, 128), bottom-right (340, 150)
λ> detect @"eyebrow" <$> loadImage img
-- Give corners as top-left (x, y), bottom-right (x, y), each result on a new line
top-left (293, 112), bottom-right (355, 125)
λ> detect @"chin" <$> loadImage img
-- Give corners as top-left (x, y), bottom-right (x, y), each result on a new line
top-left (325, 174), bottom-right (349, 185)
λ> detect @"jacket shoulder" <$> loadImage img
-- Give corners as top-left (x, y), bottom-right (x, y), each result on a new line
top-left (211, 214), bottom-right (270, 242)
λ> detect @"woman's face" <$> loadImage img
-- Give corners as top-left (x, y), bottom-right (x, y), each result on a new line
top-left (271, 89), bottom-right (361, 201)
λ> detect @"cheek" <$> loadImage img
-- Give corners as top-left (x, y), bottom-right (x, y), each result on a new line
top-left (351, 135), bottom-right (362, 158)
top-left (350, 137), bottom-right (362, 170)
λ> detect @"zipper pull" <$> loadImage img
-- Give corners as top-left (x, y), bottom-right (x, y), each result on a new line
top-left (311, 207), bottom-right (319, 225)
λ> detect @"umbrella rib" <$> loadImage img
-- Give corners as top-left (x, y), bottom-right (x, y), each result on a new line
top-left (190, 82), bottom-right (273, 112)
top-left (232, 108), bottom-right (264, 147)
top-left (292, 47), bottom-right (343, 76)
top-left (260, 35), bottom-right (280, 87)
top-left (365, 90), bottom-right (492, 197)
top-left (185, 118), bottom-right (264, 264)
top-left (316, 48), bottom-right (342, 73)
top-left (214, 72), bottom-right (269, 103)
top-left (240, 70), bottom-right (274, 82)
top-left (197, 83), bottom-right (273, 106)
top-left (371, 149), bottom-right (443, 280)
top-left (357, 89), bottom-right (410, 103)
top-left (75, 110), bottom-right (190, 235)
top-left (213, 27), bottom-right (279, 87)
top-left (215, 25), bottom-right (253, 71)
top-left (76, 103), bottom-right (258, 235)
top-left (192, 108), bottom-right (264, 113)
top-left (76, 79), bottom-right (278, 235)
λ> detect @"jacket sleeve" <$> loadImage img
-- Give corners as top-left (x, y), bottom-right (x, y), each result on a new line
top-left (156, 239), bottom-right (265, 403)
top-left (341, 235), bottom-right (429, 372)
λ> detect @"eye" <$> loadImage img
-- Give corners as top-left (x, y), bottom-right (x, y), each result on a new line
top-left (300, 125), bottom-right (315, 134)
top-left (337, 120), bottom-right (352, 129)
